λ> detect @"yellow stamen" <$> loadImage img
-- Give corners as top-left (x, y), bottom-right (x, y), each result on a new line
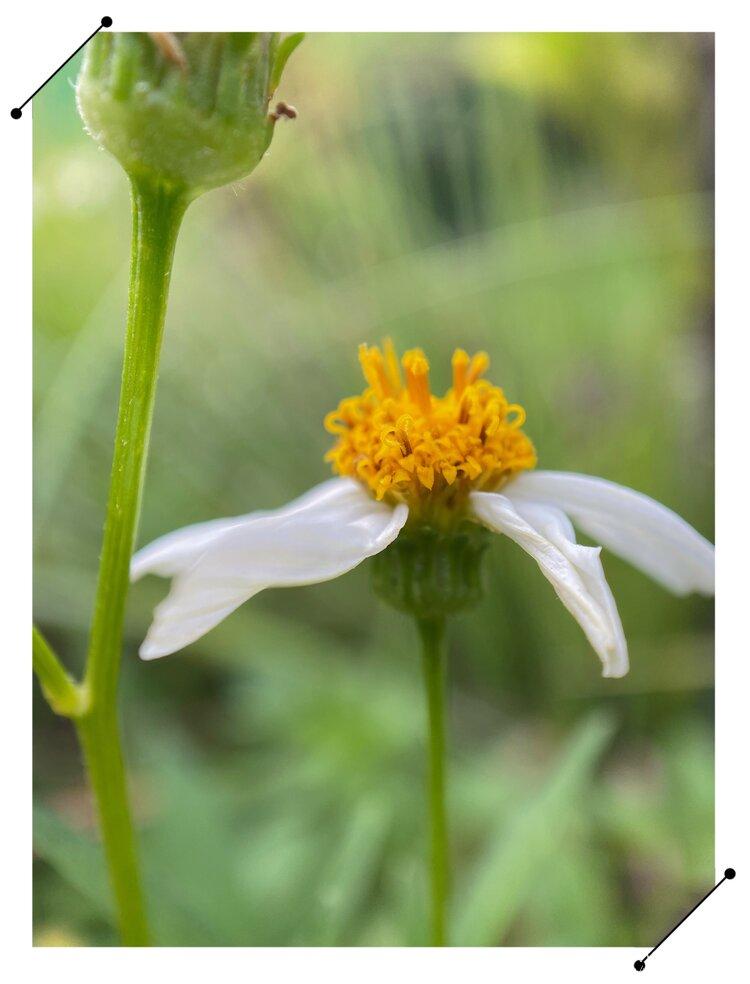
top-left (359, 343), bottom-right (394, 400)
top-left (324, 344), bottom-right (537, 513)
top-left (383, 337), bottom-right (402, 392)
top-left (466, 351), bottom-right (489, 385)
top-left (452, 349), bottom-right (470, 397)
top-left (402, 349), bottom-right (432, 414)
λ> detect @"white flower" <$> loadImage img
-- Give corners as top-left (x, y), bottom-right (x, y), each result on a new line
top-left (132, 345), bottom-right (714, 676)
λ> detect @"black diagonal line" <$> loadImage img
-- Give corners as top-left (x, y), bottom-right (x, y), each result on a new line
top-left (18, 21), bottom-right (107, 110)
top-left (645, 875), bottom-right (726, 960)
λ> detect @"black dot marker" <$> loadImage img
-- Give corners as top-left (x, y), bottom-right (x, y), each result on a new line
top-left (10, 16), bottom-right (114, 120)
top-left (632, 866), bottom-right (736, 970)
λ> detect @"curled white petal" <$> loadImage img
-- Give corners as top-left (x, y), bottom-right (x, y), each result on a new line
top-left (506, 471), bottom-right (714, 597)
top-left (509, 501), bottom-right (629, 678)
top-left (135, 478), bottom-right (408, 660)
top-left (470, 491), bottom-right (622, 674)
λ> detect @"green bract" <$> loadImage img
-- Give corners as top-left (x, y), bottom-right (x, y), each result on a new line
top-left (77, 32), bottom-right (303, 196)
top-left (371, 523), bottom-right (490, 619)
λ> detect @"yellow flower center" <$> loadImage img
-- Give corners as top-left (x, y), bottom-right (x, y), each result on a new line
top-left (324, 342), bottom-right (537, 520)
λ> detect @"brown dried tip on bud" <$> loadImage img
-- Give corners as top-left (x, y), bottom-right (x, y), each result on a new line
top-left (148, 32), bottom-right (188, 70)
top-left (269, 101), bottom-right (298, 121)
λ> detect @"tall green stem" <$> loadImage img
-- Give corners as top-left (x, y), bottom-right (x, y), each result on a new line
top-left (417, 616), bottom-right (449, 946)
top-left (75, 176), bottom-right (189, 946)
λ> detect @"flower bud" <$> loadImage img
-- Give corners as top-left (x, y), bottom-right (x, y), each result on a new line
top-left (76, 32), bottom-right (303, 196)
top-left (371, 523), bottom-right (490, 619)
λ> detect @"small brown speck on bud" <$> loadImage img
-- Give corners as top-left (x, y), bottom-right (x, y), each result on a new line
top-left (269, 101), bottom-right (298, 122)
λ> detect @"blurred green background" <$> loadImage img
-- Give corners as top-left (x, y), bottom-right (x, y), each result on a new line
top-left (33, 33), bottom-right (714, 946)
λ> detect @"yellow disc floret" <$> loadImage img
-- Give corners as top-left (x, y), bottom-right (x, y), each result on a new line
top-left (324, 342), bottom-right (537, 520)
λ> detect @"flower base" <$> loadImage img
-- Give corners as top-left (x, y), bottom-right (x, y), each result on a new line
top-left (370, 521), bottom-right (489, 619)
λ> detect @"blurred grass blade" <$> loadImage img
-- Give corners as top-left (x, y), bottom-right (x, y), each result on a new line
top-left (454, 711), bottom-right (616, 945)
top-left (35, 795), bottom-right (238, 945)
top-left (34, 806), bottom-right (113, 919)
top-left (309, 796), bottom-right (393, 945)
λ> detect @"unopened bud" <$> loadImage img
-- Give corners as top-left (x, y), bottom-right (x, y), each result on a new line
top-left (77, 32), bottom-right (303, 196)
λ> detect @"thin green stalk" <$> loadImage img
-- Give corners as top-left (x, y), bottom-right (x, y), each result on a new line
top-left (75, 175), bottom-right (189, 946)
top-left (417, 615), bottom-right (449, 946)
top-left (75, 708), bottom-right (148, 945)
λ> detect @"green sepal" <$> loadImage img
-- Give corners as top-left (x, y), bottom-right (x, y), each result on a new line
top-left (269, 33), bottom-right (305, 95)
top-left (371, 521), bottom-right (490, 619)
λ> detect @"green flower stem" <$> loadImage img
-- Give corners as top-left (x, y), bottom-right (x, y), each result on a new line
top-left (75, 708), bottom-right (149, 945)
top-left (76, 175), bottom-right (189, 946)
top-left (417, 615), bottom-right (449, 946)
top-left (84, 177), bottom-right (188, 707)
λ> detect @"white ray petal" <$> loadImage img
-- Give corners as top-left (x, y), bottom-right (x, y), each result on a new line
top-left (136, 478), bottom-right (408, 660)
top-left (131, 516), bottom-right (242, 581)
top-left (510, 500), bottom-right (629, 677)
top-left (131, 477), bottom-right (353, 581)
top-left (470, 491), bottom-right (620, 673)
top-left (506, 471), bottom-right (714, 596)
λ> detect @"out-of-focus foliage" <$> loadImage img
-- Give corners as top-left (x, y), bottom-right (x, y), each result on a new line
top-left (33, 33), bottom-right (714, 946)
